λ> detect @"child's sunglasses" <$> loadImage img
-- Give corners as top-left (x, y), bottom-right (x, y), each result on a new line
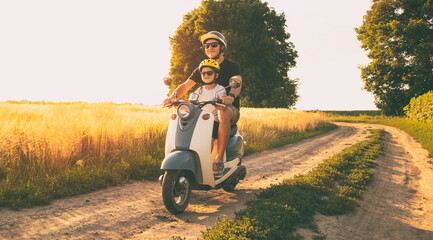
top-left (201, 71), bottom-right (215, 76)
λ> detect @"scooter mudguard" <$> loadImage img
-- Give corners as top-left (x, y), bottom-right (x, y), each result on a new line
top-left (161, 151), bottom-right (198, 179)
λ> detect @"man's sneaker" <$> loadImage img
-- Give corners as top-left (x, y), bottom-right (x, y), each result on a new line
top-left (213, 159), bottom-right (224, 178)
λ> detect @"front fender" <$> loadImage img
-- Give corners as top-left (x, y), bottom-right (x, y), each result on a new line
top-left (161, 151), bottom-right (199, 180)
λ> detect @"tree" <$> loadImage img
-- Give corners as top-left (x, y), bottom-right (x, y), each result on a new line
top-left (169, 0), bottom-right (299, 108)
top-left (356, 0), bottom-right (433, 115)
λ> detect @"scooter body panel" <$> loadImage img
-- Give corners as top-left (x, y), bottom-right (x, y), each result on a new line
top-left (165, 117), bottom-right (178, 156)
top-left (161, 151), bottom-right (198, 179)
top-left (162, 103), bottom-right (245, 189)
top-left (163, 108), bottom-right (216, 187)
top-left (189, 112), bottom-right (215, 187)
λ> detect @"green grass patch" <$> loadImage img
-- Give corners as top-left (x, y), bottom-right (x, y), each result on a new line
top-left (377, 118), bottom-right (433, 158)
top-left (0, 155), bottom-right (163, 209)
top-left (321, 110), bottom-right (382, 117)
top-left (201, 129), bottom-right (384, 240)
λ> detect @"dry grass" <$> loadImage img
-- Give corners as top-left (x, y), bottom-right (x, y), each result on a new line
top-left (238, 108), bottom-right (330, 151)
top-left (0, 102), bottom-right (331, 208)
top-left (0, 102), bottom-right (170, 178)
top-left (0, 103), bottom-right (329, 176)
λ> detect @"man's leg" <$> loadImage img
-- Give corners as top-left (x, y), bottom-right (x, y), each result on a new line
top-left (216, 106), bottom-right (234, 161)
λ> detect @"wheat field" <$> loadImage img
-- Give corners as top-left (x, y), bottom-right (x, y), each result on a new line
top-left (0, 102), bottom-right (329, 177)
top-left (239, 108), bottom-right (329, 150)
top-left (0, 102), bottom-right (331, 207)
top-left (1, 102), bottom-right (168, 163)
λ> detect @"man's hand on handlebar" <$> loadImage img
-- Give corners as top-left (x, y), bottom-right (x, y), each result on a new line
top-left (163, 98), bottom-right (174, 108)
top-left (220, 95), bottom-right (234, 106)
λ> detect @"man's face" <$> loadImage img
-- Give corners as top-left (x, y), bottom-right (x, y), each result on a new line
top-left (204, 39), bottom-right (221, 59)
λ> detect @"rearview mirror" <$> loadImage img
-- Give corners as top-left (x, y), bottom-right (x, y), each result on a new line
top-left (163, 75), bottom-right (173, 87)
top-left (229, 76), bottom-right (242, 88)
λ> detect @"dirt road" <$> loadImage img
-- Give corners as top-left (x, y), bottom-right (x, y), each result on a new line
top-left (1, 123), bottom-right (432, 239)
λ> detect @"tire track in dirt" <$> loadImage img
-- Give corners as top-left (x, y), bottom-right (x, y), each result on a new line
top-left (2, 123), bottom-right (431, 239)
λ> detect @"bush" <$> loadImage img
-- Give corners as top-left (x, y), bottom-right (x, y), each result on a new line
top-left (202, 218), bottom-right (268, 240)
top-left (404, 91), bottom-right (433, 123)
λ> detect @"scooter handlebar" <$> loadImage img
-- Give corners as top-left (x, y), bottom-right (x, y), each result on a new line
top-left (163, 99), bottom-right (225, 108)
top-left (163, 99), bottom-right (186, 108)
top-left (198, 99), bottom-right (225, 107)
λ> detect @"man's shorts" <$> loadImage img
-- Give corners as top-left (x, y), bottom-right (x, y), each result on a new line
top-left (212, 106), bottom-right (240, 139)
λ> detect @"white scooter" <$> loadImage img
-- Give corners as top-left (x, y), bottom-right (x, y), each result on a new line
top-left (159, 76), bottom-right (246, 214)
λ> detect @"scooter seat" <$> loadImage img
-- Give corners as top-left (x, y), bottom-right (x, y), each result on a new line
top-left (230, 124), bottom-right (238, 137)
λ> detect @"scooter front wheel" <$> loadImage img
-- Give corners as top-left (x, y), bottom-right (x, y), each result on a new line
top-left (162, 170), bottom-right (192, 214)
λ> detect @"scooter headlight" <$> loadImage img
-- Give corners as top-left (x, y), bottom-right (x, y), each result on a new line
top-left (177, 104), bottom-right (191, 119)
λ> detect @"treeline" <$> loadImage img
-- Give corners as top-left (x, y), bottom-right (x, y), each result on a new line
top-left (357, 0), bottom-right (432, 116)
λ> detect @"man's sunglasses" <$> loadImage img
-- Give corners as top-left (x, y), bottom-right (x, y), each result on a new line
top-left (204, 42), bottom-right (219, 49)
top-left (201, 71), bottom-right (215, 76)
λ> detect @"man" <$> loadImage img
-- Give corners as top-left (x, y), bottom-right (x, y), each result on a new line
top-left (163, 31), bottom-right (242, 177)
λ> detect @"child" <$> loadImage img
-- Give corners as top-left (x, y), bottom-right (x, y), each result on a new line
top-left (194, 59), bottom-right (226, 177)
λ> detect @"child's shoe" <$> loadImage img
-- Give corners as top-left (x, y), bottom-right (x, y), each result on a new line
top-left (213, 159), bottom-right (224, 178)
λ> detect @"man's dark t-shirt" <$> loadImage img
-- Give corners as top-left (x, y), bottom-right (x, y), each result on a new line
top-left (189, 58), bottom-right (241, 109)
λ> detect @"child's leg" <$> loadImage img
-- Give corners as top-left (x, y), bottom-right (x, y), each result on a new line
top-left (211, 138), bottom-right (218, 163)
top-left (211, 121), bottom-right (223, 177)
top-left (211, 121), bottom-right (219, 164)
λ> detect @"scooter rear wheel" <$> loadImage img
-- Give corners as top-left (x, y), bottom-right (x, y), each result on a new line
top-left (223, 181), bottom-right (238, 192)
top-left (162, 170), bottom-right (192, 214)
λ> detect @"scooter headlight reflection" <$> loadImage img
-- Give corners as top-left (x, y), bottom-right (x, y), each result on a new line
top-left (177, 104), bottom-right (192, 119)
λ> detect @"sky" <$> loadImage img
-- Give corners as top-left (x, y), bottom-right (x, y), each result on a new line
top-left (0, 0), bottom-right (376, 110)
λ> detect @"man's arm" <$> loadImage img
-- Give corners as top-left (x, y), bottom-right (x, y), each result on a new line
top-left (221, 75), bottom-right (242, 106)
top-left (163, 79), bottom-right (196, 106)
top-left (170, 79), bottom-right (196, 99)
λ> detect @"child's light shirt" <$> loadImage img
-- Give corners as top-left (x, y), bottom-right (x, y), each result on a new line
top-left (194, 84), bottom-right (226, 121)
